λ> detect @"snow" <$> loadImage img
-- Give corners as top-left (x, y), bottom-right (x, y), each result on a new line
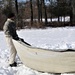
top-left (24, 16), bottom-right (70, 22)
top-left (0, 27), bottom-right (75, 75)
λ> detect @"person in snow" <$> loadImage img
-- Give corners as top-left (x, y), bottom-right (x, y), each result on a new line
top-left (3, 12), bottom-right (20, 67)
top-left (3, 12), bottom-right (30, 67)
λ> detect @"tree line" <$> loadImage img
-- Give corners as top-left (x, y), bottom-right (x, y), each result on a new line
top-left (0, 0), bottom-right (75, 30)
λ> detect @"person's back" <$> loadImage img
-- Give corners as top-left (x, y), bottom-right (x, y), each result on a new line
top-left (3, 19), bottom-right (13, 37)
top-left (3, 18), bottom-right (19, 40)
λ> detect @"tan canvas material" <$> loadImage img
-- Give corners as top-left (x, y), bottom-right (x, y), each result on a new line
top-left (13, 40), bottom-right (75, 73)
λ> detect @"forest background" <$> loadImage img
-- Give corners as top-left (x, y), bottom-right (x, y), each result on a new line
top-left (0, 0), bottom-right (75, 30)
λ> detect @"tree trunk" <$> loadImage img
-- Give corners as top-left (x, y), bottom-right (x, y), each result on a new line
top-left (72, 0), bottom-right (75, 24)
top-left (40, 0), bottom-right (43, 22)
top-left (30, 0), bottom-right (33, 25)
top-left (49, 0), bottom-right (52, 22)
top-left (37, 0), bottom-right (40, 22)
top-left (15, 0), bottom-right (18, 15)
top-left (42, 0), bottom-right (47, 26)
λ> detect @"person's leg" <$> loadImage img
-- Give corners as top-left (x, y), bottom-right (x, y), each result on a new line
top-left (5, 36), bottom-right (17, 64)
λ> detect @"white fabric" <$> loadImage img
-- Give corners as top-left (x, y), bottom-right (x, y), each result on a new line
top-left (13, 40), bottom-right (75, 73)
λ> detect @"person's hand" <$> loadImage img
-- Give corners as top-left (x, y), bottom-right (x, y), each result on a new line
top-left (19, 38), bottom-right (25, 42)
top-left (19, 38), bottom-right (31, 46)
top-left (13, 36), bottom-right (19, 40)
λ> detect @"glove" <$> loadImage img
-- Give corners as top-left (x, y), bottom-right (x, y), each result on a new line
top-left (19, 38), bottom-right (31, 46)
top-left (13, 36), bottom-right (19, 40)
top-left (19, 38), bottom-right (25, 42)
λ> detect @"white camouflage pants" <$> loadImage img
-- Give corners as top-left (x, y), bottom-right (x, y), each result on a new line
top-left (5, 36), bottom-right (17, 64)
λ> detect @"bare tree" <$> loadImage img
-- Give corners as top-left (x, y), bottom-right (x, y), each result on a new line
top-left (15, 0), bottom-right (18, 15)
top-left (40, 0), bottom-right (43, 22)
top-left (42, 0), bottom-right (47, 25)
top-left (72, 0), bottom-right (75, 24)
top-left (37, 0), bottom-right (40, 22)
top-left (30, 0), bottom-right (33, 25)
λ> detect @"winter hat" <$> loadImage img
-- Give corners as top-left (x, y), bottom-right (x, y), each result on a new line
top-left (7, 13), bottom-right (15, 18)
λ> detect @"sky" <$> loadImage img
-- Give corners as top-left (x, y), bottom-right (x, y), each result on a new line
top-left (18, 0), bottom-right (26, 2)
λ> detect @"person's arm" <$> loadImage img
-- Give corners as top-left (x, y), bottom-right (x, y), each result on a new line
top-left (19, 38), bottom-right (31, 46)
top-left (8, 22), bottom-right (19, 40)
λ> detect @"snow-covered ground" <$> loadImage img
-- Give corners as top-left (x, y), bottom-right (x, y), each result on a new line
top-left (0, 27), bottom-right (75, 75)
